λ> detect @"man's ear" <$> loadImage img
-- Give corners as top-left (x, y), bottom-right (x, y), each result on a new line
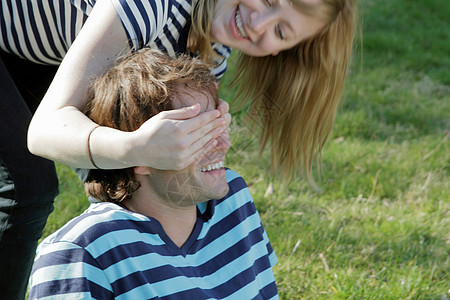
top-left (134, 166), bottom-right (151, 175)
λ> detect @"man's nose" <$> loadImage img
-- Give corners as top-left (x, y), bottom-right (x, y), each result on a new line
top-left (248, 10), bottom-right (278, 35)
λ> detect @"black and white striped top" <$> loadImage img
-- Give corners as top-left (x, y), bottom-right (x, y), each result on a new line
top-left (0, 0), bottom-right (231, 78)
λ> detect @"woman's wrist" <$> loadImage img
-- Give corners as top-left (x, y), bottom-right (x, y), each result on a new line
top-left (88, 126), bottom-right (137, 169)
top-left (87, 125), bottom-right (101, 169)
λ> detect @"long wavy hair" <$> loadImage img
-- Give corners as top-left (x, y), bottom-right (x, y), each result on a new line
top-left (190, 0), bottom-right (357, 180)
top-left (84, 49), bottom-right (217, 203)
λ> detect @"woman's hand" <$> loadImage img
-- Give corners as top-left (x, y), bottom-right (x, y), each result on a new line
top-left (216, 99), bottom-right (232, 149)
top-left (126, 101), bottom-right (231, 170)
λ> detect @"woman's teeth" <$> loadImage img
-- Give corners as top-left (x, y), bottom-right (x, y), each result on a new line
top-left (201, 161), bottom-right (224, 172)
top-left (235, 8), bottom-right (248, 38)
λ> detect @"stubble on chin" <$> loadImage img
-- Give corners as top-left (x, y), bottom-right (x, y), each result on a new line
top-left (165, 172), bottom-right (229, 207)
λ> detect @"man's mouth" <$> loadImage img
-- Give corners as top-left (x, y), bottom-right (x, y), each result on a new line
top-left (200, 161), bottom-right (224, 172)
top-left (235, 7), bottom-right (248, 38)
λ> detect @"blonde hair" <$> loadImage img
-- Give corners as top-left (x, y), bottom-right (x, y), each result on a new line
top-left (189, 0), bottom-right (218, 63)
top-left (190, 0), bottom-right (357, 181)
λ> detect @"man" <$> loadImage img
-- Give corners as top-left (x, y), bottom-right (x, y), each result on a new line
top-left (29, 49), bottom-right (278, 299)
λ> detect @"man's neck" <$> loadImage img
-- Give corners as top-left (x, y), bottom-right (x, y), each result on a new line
top-left (123, 185), bottom-right (198, 248)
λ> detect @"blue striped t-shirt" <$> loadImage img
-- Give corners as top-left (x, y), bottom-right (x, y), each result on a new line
top-left (0, 0), bottom-right (230, 78)
top-left (29, 169), bottom-right (278, 299)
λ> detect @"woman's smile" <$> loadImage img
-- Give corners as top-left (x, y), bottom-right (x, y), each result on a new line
top-left (233, 6), bottom-right (249, 39)
top-left (211, 0), bottom-right (325, 57)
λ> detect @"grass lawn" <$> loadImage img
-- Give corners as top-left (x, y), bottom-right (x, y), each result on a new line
top-left (41, 0), bottom-right (449, 298)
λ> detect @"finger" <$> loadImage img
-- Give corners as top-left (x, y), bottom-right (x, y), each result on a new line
top-left (183, 109), bottom-right (222, 134)
top-left (186, 138), bottom-right (219, 166)
top-left (187, 116), bottom-right (225, 143)
top-left (217, 99), bottom-right (229, 115)
top-left (159, 103), bottom-right (201, 120)
top-left (222, 112), bottom-right (231, 126)
top-left (175, 138), bottom-right (218, 169)
top-left (185, 126), bottom-right (223, 158)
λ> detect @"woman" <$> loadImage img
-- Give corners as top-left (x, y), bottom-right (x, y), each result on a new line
top-left (0, 0), bottom-right (356, 298)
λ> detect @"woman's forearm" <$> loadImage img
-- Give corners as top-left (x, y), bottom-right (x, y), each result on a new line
top-left (27, 0), bottom-right (131, 168)
top-left (28, 105), bottom-right (133, 169)
top-left (28, 0), bottom-right (229, 170)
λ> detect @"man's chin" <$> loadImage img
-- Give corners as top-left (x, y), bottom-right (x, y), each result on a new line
top-left (216, 184), bottom-right (230, 199)
top-left (201, 182), bottom-right (229, 201)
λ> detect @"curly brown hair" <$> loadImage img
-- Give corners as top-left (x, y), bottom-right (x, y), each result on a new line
top-left (84, 49), bottom-right (217, 203)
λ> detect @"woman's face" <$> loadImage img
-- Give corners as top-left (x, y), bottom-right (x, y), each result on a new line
top-left (211, 0), bottom-right (325, 56)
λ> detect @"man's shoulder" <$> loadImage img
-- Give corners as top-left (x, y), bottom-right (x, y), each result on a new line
top-left (225, 168), bottom-right (242, 182)
top-left (222, 168), bottom-right (253, 206)
top-left (42, 203), bottom-right (146, 245)
top-left (225, 168), bottom-right (249, 192)
top-left (225, 168), bottom-right (247, 184)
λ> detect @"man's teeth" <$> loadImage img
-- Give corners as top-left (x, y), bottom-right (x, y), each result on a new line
top-left (201, 161), bottom-right (224, 172)
top-left (235, 9), bottom-right (248, 38)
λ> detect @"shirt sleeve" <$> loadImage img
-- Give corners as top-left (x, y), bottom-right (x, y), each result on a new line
top-left (211, 43), bottom-right (232, 80)
top-left (29, 241), bottom-right (113, 299)
top-left (110, 0), bottom-right (169, 50)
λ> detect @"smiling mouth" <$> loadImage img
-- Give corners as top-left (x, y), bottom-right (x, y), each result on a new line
top-left (235, 7), bottom-right (248, 38)
top-left (200, 161), bottom-right (224, 172)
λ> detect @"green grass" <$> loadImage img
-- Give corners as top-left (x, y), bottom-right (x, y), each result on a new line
top-left (41, 0), bottom-right (449, 298)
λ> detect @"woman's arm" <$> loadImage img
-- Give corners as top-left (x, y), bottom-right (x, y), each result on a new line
top-left (28, 0), bottom-right (227, 170)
